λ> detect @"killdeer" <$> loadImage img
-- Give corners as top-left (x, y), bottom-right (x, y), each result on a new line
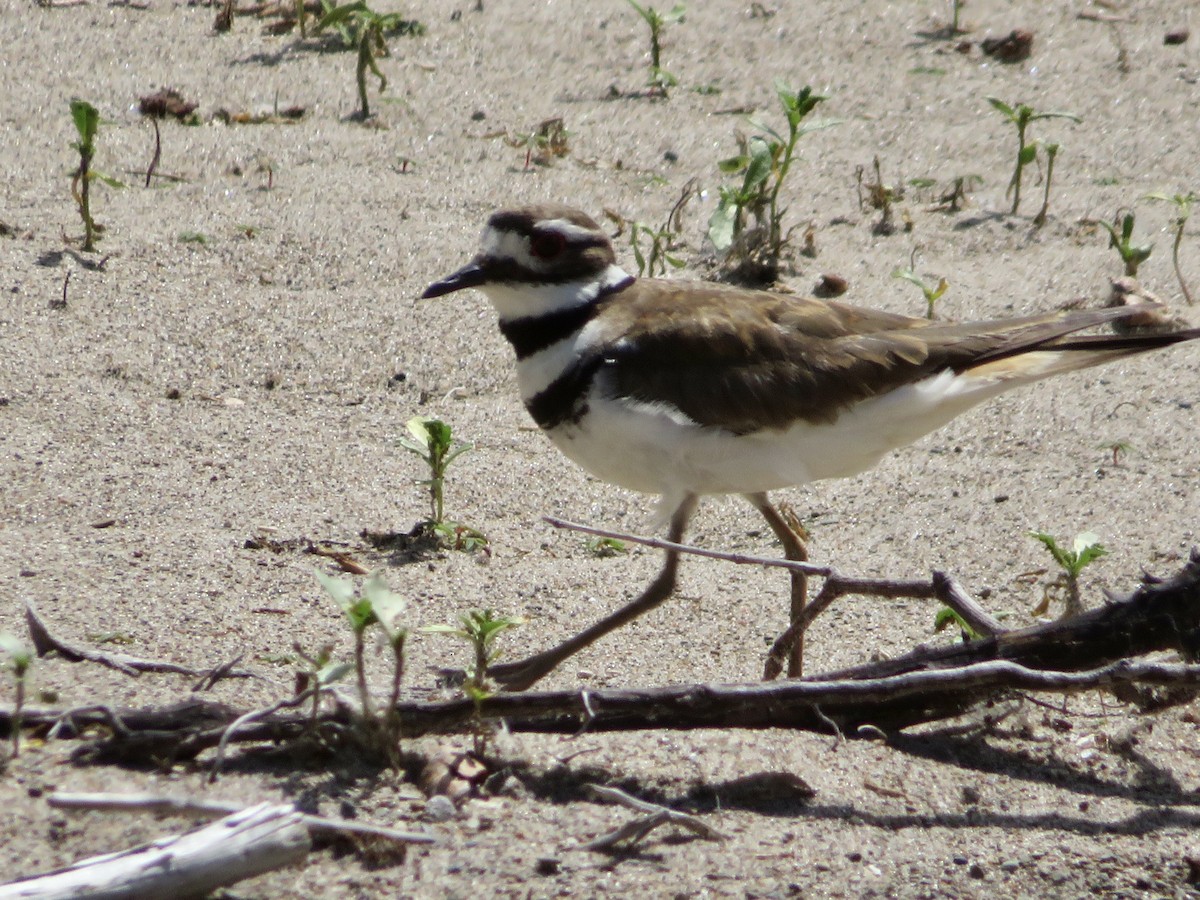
top-left (422, 203), bottom-right (1198, 690)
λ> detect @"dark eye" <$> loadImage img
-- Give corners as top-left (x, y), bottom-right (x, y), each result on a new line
top-left (530, 231), bottom-right (566, 260)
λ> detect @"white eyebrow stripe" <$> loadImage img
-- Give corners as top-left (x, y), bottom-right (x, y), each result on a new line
top-left (540, 219), bottom-right (603, 242)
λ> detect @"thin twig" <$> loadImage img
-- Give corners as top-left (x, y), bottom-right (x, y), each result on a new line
top-left (544, 515), bottom-right (830, 577)
top-left (584, 784), bottom-right (726, 850)
top-left (24, 602), bottom-right (247, 678)
top-left (210, 690), bottom-right (317, 782)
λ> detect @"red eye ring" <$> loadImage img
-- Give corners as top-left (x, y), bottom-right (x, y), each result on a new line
top-left (530, 231), bottom-right (566, 260)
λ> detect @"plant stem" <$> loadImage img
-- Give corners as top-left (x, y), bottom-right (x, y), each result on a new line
top-left (1172, 225), bottom-right (1194, 305)
top-left (1011, 118), bottom-right (1027, 215)
top-left (1033, 144), bottom-right (1057, 227)
top-left (356, 28), bottom-right (372, 118)
top-left (354, 630), bottom-right (372, 721)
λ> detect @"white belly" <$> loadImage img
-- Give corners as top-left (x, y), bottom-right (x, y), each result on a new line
top-left (544, 369), bottom-right (1011, 499)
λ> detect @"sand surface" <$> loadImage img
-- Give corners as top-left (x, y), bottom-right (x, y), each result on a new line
top-left (3, 0), bottom-right (1200, 896)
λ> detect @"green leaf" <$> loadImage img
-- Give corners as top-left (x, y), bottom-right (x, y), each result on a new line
top-left (717, 154), bottom-right (750, 174)
top-left (708, 199), bottom-right (737, 251)
top-left (1018, 143), bottom-right (1038, 165)
top-left (317, 659), bottom-right (354, 685)
top-left (70, 99), bottom-right (100, 145)
top-left (362, 572), bottom-right (408, 643)
top-left (314, 569), bottom-right (356, 608)
top-left (742, 137), bottom-right (773, 191)
top-left (986, 96), bottom-right (1016, 119)
top-left (315, 0), bottom-right (368, 31)
top-left (0, 632), bottom-right (32, 674)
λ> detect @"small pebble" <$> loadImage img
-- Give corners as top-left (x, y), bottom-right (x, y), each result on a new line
top-left (424, 795), bottom-right (457, 822)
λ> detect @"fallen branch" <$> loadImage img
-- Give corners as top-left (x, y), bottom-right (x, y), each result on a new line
top-left (46, 792), bottom-right (437, 847)
top-left (0, 803), bottom-right (309, 900)
top-left (4, 552), bottom-right (1196, 761)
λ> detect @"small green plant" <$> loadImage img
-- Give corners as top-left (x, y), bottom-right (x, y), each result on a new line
top-left (629, 220), bottom-right (685, 277)
top-left (0, 633), bottom-right (33, 758)
top-left (1145, 191), bottom-right (1196, 305)
top-left (315, 570), bottom-right (408, 764)
top-left (1098, 440), bottom-right (1133, 466)
top-left (425, 610), bottom-right (523, 754)
top-left (398, 415), bottom-right (468, 524)
top-left (708, 83), bottom-right (834, 278)
top-left (932, 607), bottom-right (981, 642)
top-left (625, 0), bottom-right (686, 97)
top-left (398, 416), bottom-right (489, 551)
top-left (585, 535), bottom-right (629, 557)
top-left (314, 2), bottom-right (425, 119)
top-left (986, 98), bottom-right (1080, 216)
top-left (1028, 530), bottom-right (1108, 618)
top-left (893, 261), bottom-right (948, 319)
top-left (1098, 210), bottom-right (1153, 277)
top-left (69, 99), bottom-right (124, 252)
top-left (503, 117), bottom-right (570, 171)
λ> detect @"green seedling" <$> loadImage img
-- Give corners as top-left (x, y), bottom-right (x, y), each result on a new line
top-left (314, 2), bottom-right (425, 119)
top-left (629, 220), bottom-right (685, 277)
top-left (69, 99), bottom-right (124, 252)
top-left (1098, 210), bottom-right (1153, 277)
top-left (709, 83), bottom-right (835, 278)
top-left (316, 570), bottom-right (408, 764)
top-left (585, 535), bottom-right (629, 557)
top-left (398, 416), bottom-right (488, 551)
top-left (504, 117), bottom-right (570, 171)
top-left (425, 610), bottom-right (523, 755)
top-left (626, 0), bottom-right (685, 97)
top-left (1145, 191), bottom-right (1196, 305)
top-left (893, 264), bottom-right (948, 319)
top-left (986, 98), bottom-right (1080, 216)
top-left (1032, 141), bottom-right (1060, 227)
top-left (1097, 440), bottom-right (1133, 466)
top-left (398, 415), bottom-right (471, 527)
top-left (932, 607), bottom-right (981, 642)
top-left (1028, 530), bottom-right (1108, 619)
top-left (1, 632), bottom-right (33, 758)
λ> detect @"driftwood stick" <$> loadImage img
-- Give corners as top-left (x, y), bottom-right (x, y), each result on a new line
top-left (0, 803), bottom-right (309, 900)
top-left (46, 792), bottom-right (438, 846)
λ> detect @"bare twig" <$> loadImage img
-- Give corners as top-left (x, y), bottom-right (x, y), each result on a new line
top-left (24, 602), bottom-right (248, 678)
top-left (545, 517), bottom-right (1003, 681)
top-left (544, 515), bottom-right (830, 576)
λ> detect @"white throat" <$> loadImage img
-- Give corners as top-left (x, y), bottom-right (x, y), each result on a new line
top-left (481, 263), bottom-right (633, 322)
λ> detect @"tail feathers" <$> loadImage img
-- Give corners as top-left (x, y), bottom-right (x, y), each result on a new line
top-left (966, 327), bottom-right (1200, 384)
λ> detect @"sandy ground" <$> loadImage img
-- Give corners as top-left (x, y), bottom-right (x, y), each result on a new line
top-left (3, 0), bottom-right (1200, 896)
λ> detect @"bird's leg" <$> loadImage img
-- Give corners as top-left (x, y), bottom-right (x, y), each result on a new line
top-left (486, 494), bottom-right (698, 692)
top-left (746, 492), bottom-right (809, 678)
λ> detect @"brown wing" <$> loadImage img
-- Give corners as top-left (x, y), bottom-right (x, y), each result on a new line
top-left (596, 280), bottom-right (1180, 433)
